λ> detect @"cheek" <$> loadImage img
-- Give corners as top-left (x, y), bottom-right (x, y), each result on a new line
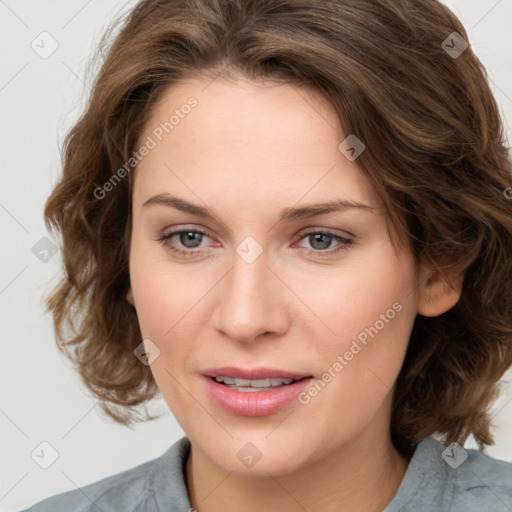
top-left (128, 237), bottom-right (200, 339)
top-left (303, 287), bottom-right (415, 445)
top-left (128, 247), bottom-right (200, 414)
top-left (311, 249), bottom-right (416, 380)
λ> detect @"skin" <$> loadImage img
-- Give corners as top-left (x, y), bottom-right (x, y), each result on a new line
top-left (126, 75), bottom-right (464, 512)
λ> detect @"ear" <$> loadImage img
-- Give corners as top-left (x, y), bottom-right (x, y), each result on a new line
top-left (416, 258), bottom-right (464, 317)
top-left (126, 287), bottom-right (135, 307)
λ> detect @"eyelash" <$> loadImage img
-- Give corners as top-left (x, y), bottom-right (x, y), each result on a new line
top-left (155, 227), bottom-right (353, 258)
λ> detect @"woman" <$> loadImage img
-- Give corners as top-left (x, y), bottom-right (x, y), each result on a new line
top-left (23, 0), bottom-right (512, 510)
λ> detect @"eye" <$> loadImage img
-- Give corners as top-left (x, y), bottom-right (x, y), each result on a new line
top-left (155, 227), bottom-right (353, 258)
top-left (294, 229), bottom-right (353, 256)
top-left (156, 228), bottom-right (212, 257)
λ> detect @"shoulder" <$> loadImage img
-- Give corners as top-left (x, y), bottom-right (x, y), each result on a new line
top-left (20, 436), bottom-right (191, 512)
top-left (403, 436), bottom-right (512, 511)
top-left (449, 442), bottom-right (512, 510)
top-left (389, 436), bottom-right (512, 511)
top-left (20, 458), bottom-right (155, 512)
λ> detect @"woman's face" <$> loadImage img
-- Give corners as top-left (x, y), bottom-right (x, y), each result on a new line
top-left (127, 75), bottom-right (421, 475)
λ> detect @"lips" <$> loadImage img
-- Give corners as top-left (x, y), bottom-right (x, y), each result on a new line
top-left (202, 366), bottom-right (315, 416)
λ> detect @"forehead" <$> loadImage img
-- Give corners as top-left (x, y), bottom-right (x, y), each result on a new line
top-left (132, 76), bottom-right (381, 213)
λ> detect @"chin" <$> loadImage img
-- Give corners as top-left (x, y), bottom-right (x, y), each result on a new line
top-left (192, 428), bottom-right (316, 477)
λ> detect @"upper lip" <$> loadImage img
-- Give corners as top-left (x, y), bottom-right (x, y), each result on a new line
top-left (202, 366), bottom-right (312, 380)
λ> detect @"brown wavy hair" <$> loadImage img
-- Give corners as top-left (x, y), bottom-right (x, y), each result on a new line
top-left (44, 0), bottom-right (512, 458)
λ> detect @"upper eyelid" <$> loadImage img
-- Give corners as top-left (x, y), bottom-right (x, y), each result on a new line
top-left (160, 226), bottom-right (353, 246)
top-left (161, 225), bottom-right (352, 237)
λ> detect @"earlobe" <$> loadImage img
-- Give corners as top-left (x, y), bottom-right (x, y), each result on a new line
top-left (126, 288), bottom-right (135, 307)
top-left (416, 261), bottom-right (464, 317)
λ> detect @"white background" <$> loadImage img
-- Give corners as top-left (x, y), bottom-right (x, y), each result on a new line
top-left (1, 1), bottom-right (511, 511)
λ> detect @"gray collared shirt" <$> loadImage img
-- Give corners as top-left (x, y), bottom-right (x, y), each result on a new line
top-left (21, 435), bottom-right (512, 511)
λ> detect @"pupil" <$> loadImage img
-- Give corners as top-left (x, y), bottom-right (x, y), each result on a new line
top-left (181, 231), bottom-right (201, 248)
top-left (311, 233), bottom-right (331, 250)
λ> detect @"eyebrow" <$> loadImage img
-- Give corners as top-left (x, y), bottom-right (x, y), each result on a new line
top-left (142, 193), bottom-right (374, 222)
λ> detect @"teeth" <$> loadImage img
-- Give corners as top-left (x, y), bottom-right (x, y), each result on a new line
top-left (215, 376), bottom-right (295, 387)
top-left (271, 377), bottom-right (293, 386)
top-left (250, 378), bottom-right (271, 387)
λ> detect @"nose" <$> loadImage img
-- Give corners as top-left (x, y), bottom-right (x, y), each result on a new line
top-left (212, 247), bottom-right (289, 344)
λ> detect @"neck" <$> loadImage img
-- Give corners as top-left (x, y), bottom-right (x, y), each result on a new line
top-left (185, 426), bottom-right (411, 512)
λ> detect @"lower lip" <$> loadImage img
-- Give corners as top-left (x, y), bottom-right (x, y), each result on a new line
top-left (203, 376), bottom-right (314, 416)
